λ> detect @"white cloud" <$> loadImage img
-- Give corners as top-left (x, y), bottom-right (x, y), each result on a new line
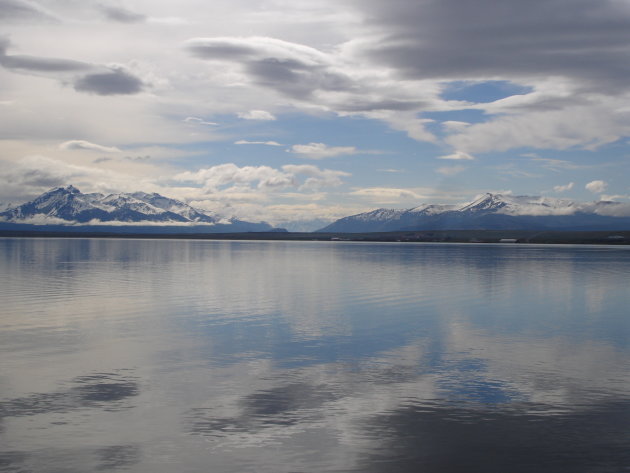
top-left (184, 117), bottom-right (218, 126)
top-left (585, 180), bottom-right (607, 194)
top-left (366, 111), bottom-right (437, 143)
top-left (437, 151), bottom-right (475, 161)
top-left (235, 140), bottom-right (283, 146)
top-left (237, 110), bottom-right (276, 121)
top-left (289, 142), bottom-right (357, 159)
top-left (174, 163), bottom-right (294, 190)
top-left (592, 202), bottom-right (630, 216)
top-left (59, 140), bottom-right (121, 153)
top-left (601, 194), bottom-right (630, 202)
top-left (349, 187), bottom-right (428, 204)
top-left (173, 162), bottom-right (349, 193)
top-left (185, 36), bottom-right (331, 68)
top-left (282, 164), bottom-right (350, 190)
top-left (59, 140), bottom-right (120, 153)
top-left (446, 103), bottom-right (630, 154)
top-left (441, 121), bottom-right (470, 133)
top-left (0, 154), bottom-right (160, 202)
top-left (348, 186), bottom-right (478, 206)
top-left (553, 182), bottom-right (574, 192)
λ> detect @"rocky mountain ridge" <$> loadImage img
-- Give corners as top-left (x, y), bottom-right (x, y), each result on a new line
top-left (318, 193), bottom-right (630, 232)
top-left (0, 186), bottom-right (276, 232)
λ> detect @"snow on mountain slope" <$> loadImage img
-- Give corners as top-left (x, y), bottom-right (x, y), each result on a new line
top-left (353, 208), bottom-right (407, 222)
top-left (318, 193), bottom-right (630, 232)
top-left (407, 203), bottom-right (458, 215)
top-left (0, 186), bottom-right (273, 230)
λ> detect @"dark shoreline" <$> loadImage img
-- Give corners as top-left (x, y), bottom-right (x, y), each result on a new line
top-left (1, 229), bottom-right (629, 245)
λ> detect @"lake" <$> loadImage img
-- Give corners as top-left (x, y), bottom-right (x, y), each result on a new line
top-left (1, 238), bottom-right (629, 472)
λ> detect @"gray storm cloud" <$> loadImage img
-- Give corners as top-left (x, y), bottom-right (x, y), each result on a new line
top-left (0, 38), bottom-right (90, 72)
top-left (354, 0), bottom-right (630, 89)
top-left (0, 37), bottom-right (144, 95)
top-left (98, 4), bottom-right (146, 23)
top-left (73, 67), bottom-right (144, 95)
top-left (184, 37), bottom-right (354, 101)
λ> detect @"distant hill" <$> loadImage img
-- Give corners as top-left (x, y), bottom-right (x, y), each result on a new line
top-left (0, 185), bottom-right (279, 233)
top-left (318, 193), bottom-right (630, 232)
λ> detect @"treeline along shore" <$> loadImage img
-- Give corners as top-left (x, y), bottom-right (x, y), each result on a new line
top-left (1, 228), bottom-right (629, 245)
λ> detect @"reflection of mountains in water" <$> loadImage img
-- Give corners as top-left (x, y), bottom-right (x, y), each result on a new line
top-left (319, 193), bottom-right (630, 232)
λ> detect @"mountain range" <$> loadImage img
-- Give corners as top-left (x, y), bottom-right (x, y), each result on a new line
top-left (3, 187), bottom-right (630, 234)
top-left (318, 193), bottom-right (630, 232)
top-left (0, 186), bottom-right (277, 232)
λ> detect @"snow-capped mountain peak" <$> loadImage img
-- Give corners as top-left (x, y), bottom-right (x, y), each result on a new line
top-left (459, 193), bottom-right (508, 213)
top-left (318, 193), bottom-right (630, 232)
top-left (0, 186), bottom-right (274, 232)
top-left (407, 203), bottom-right (457, 215)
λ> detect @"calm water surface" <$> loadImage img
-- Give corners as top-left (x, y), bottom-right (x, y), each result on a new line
top-left (1, 238), bottom-right (629, 472)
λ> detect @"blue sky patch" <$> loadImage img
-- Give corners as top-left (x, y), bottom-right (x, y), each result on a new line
top-left (440, 80), bottom-right (534, 103)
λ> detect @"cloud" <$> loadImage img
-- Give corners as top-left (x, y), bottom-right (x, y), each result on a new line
top-left (441, 121), bottom-right (470, 133)
top-left (235, 140), bottom-right (283, 146)
top-left (0, 155), bottom-right (107, 192)
top-left (282, 164), bottom-right (350, 190)
top-left (184, 36), bottom-right (331, 67)
top-left (0, 38), bottom-right (89, 73)
top-left (331, 0), bottom-right (630, 152)
top-left (492, 162), bottom-right (540, 178)
top-left (437, 151), bottom-right (474, 161)
top-left (173, 163), bottom-right (349, 194)
top-left (436, 165), bottom-right (465, 176)
top-left (601, 194), bottom-right (630, 202)
top-left (0, 155), bottom-right (167, 204)
top-left (357, 0), bottom-right (630, 89)
top-left (372, 111), bottom-right (437, 143)
top-left (593, 202), bottom-right (630, 216)
top-left (289, 142), bottom-right (358, 159)
top-left (348, 186), bottom-right (473, 205)
top-left (529, 157), bottom-right (585, 172)
top-left (60, 140), bottom-right (121, 153)
top-left (174, 163), bottom-right (293, 190)
top-left (336, 98), bottom-right (423, 113)
top-left (0, 39), bottom-right (144, 96)
top-left (553, 182), bottom-right (574, 193)
top-left (98, 5), bottom-right (146, 23)
top-left (0, 0), bottom-right (57, 21)
top-left (585, 180), bottom-right (607, 194)
top-left (184, 116), bottom-right (218, 126)
top-left (184, 36), bottom-right (354, 101)
top-left (181, 36), bottom-right (441, 142)
top-left (237, 110), bottom-right (276, 121)
top-left (73, 67), bottom-right (144, 95)
top-left (445, 103), bottom-right (630, 153)
top-left (349, 187), bottom-right (427, 203)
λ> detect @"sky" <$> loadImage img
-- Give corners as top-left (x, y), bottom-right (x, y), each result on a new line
top-left (1, 0), bottom-right (630, 228)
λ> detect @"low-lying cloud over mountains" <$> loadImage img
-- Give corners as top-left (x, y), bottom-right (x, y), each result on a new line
top-left (0, 185), bottom-right (276, 232)
top-left (319, 194), bottom-right (630, 232)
